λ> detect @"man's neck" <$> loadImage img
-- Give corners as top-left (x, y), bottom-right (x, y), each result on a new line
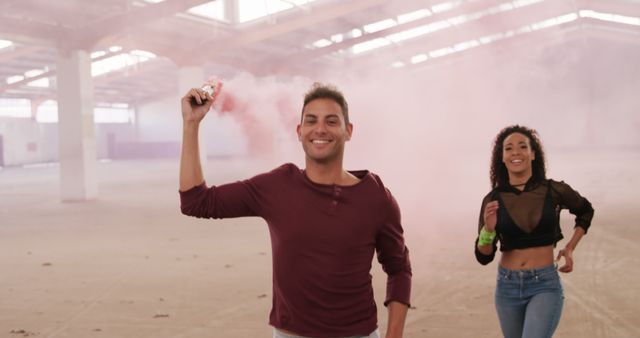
top-left (304, 159), bottom-right (355, 186)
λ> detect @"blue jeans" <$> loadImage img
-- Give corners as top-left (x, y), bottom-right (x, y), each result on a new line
top-left (495, 264), bottom-right (564, 338)
top-left (273, 328), bottom-right (380, 338)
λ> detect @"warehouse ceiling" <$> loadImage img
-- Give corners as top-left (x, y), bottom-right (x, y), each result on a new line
top-left (1, 0), bottom-right (639, 107)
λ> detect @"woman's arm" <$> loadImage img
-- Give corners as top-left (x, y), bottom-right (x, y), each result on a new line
top-left (552, 180), bottom-right (594, 273)
top-left (475, 194), bottom-right (499, 264)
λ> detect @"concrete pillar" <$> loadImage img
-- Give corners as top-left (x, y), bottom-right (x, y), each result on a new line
top-left (56, 49), bottom-right (97, 201)
top-left (224, 0), bottom-right (238, 24)
top-left (178, 67), bottom-right (207, 170)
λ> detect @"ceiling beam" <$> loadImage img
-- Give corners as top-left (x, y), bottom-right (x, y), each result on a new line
top-left (582, 0), bottom-right (640, 17)
top-left (0, 46), bottom-right (44, 64)
top-left (337, 1), bottom-right (581, 74)
top-left (93, 60), bottom-right (170, 88)
top-left (0, 0), bottom-right (22, 9)
top-left (579, 18), bottom-right (640, 45)
top-left (2, 58), bottom-right (172, 104)
top-left (72, 0), bottom-right (216, 49)
top-left (0, 49), bottom-right (127, 93)
top-left (0, 16), bottom-right (70, 42)
top-left (197, 0), bottom-right (387, 61)
top-left (278, 0), bottom-right (550, 69)
top-left (127, 33), bottom-right (266, 74)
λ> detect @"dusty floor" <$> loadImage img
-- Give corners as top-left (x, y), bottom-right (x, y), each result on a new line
top-left (1, 150), bottom-right (638, 337)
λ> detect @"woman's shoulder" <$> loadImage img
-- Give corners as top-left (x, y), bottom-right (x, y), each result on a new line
top-left (545, 178), bottom-right (582, 200)
top-left (546, 178), bottom-right (572, 190)
top-left (482, 187), bottom-right (500, 203)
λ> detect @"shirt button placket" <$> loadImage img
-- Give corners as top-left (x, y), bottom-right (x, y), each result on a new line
top-left (331, 186), bottom-right (341, 211)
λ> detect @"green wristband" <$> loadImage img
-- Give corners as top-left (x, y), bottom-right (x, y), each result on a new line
top-left (478, 227), bottom-right (496, 246)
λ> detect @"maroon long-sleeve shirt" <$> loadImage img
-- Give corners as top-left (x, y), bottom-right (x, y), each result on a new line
top-left (180, 163), bottom-right (411, 337)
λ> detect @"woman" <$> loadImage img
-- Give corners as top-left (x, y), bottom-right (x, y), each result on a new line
top-left (475, 125), bottom-right (594, 338)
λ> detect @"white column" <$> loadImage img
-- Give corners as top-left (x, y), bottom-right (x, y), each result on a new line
top-left (178, 67), bottom-right (207, 170)
top-left (56, 49), bottom-right (97, 201)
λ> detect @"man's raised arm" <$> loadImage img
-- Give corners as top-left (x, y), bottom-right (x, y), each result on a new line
top-left (179, 86), bottom-right (216, 191)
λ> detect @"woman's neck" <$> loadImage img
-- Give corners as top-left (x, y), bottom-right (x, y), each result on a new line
top-left (508, 172), bottom-right (532, 187)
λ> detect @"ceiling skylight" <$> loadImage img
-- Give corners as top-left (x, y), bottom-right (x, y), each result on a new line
top-left (0, 39), bottom-right (13, 50)
top-left (308, 0), bottom-right (544, 56)
top-left (398, 9), bottom-right (432, 24)
top-left (410, 54), bottom-right (428, 64)
top-left (188, 1), bottom-right (226, 21)
top-left (238, 0), bottom-right (316, 23)
top-left (391, 10), bottom-right (590, 69)
top-left (24, 68), bottom-right (50, 88)
top-left (352, 38), bottom-right (391, 55)
top-left (579, 10), bottom-right (640, 26)
top-left (530, 13), bottom-right (577, 31)
top-left (363, 19), bottom-right (397, 33)
top-left (91, 50), bottom-right (156, 77)
top-left (6, 75), bottom-right (24, 85)
top-left (312, 39), bottom-right (332, 48)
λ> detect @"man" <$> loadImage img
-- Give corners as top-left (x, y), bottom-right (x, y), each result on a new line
top-left (179, 82), bottom-right (411, 338)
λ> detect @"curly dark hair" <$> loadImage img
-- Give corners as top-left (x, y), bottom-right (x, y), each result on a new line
top-left (490, 125), bottom-right (547, 188)
top-left (301, 82), bottom-right (349, 124)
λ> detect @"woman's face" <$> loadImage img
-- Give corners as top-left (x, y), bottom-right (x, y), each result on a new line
top-left (502, 132), bottom-right (535, 177)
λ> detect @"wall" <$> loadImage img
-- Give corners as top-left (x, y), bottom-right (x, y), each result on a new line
top-left (0, 117), bottom-right (136, 166)
top-left (135, 94), bottom-right (247, 158)
top-left (0, 118), bottom-right (56, 166)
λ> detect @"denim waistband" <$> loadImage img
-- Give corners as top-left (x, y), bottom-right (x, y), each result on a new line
top-left (498, 263), bottom-right (557, 279)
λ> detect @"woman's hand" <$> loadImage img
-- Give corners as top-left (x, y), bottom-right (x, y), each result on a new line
top-left (483, 201), bottom-right (499, 232)
top-left (556, 247), bottom-right (574, 273)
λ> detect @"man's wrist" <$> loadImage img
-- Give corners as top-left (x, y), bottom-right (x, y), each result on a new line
top-left (183, 121), bottom-right (200, 131)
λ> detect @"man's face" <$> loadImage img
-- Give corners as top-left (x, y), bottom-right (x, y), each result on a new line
top-left (297, 98), bottom-right (352, 164)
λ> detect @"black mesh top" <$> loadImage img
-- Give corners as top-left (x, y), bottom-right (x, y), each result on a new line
top-left (475, 179), bottom-right (594, 265)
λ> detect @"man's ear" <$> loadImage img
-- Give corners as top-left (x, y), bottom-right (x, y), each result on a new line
top-left (346, 123), bottom-right (353, 141)
top-left (296, 124), bottom-right (302, 141)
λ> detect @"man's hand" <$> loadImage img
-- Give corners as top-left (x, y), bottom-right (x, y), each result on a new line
top-left (181, 84), bottom-right (221, 124)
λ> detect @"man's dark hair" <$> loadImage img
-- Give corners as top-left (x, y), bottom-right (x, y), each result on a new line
top-left (490, 125), bottom-right (547, 188)
top-left (301, 83), bottom-right (349, 124)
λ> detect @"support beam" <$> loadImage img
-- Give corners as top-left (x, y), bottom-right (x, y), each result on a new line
top-left (199, 0), bottom-right (387, 59)
top-left (0, 49), bottom-right (126, 94)
top-left (0, 16), bottom-right (70, 42)
top-left (224, 0), bottom-right (238, 25)
top-left (584, 0), bottom-right (640, 17)
top-left (56, 49), bottom-right (97, 202)
top-left (0, 46), bottom-right (43, 63)
top-left (294, 0), bottom-right (571, 71)
top-left (281, 0), bottom-right (545, 68)
top-left (74, 0), bottom-right (216, 48)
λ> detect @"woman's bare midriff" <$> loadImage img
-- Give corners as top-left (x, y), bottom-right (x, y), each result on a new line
top-left (500, 245), bottom-right (554, 270)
